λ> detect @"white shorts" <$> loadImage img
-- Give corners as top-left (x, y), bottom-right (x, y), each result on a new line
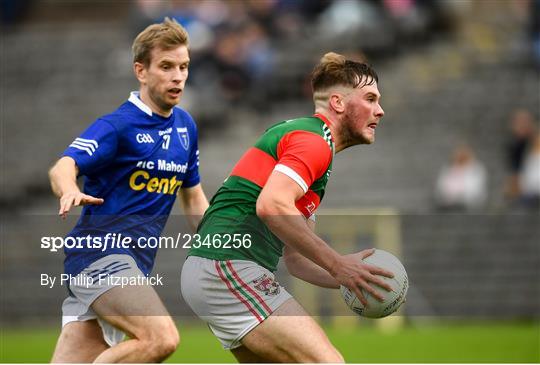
top-left (61, 254), bottom-right (144, 346)
top-left (181, 256), bottom-right (292, 349)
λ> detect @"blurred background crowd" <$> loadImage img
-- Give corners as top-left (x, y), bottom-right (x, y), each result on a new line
top-left (1, 0), bottom-right (539, 330)
top-left (1, 0), bottom-right (539, 212)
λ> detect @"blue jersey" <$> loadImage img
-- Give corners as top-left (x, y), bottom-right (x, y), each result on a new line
top-left (63, 92), bottom-right (200, 276)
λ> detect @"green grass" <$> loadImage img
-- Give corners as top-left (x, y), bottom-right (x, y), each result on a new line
top-left (1, 322), bottom-right (538, 363)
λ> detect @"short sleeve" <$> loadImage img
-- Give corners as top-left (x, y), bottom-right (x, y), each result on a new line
top-left (274, 131), bottom-right (332, 193)
top-left (63, 118), bottom-right (118, 176)
top-left (181, 117), bottom-right (201, 188)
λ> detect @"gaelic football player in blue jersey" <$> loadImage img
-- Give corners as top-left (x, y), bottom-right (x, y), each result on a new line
top-left (48, 18), bottom-right (209, 362)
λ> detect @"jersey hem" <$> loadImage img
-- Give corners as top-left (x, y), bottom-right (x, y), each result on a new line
top-left (186, 252), bottom-right (277, 273)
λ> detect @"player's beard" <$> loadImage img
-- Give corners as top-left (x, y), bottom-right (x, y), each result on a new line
top-left (150, 88), bottom-right (177, 114)
top-left (342, 111), bottom-right (373, 147)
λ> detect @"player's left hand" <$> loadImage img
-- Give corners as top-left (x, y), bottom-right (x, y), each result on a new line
top-left (333, 249), bottom-right (394, 307)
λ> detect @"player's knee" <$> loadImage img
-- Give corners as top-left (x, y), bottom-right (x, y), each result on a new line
top-left (156, 336), bottom-right (179, 359)
top-left (154, 324), bottom-right (179, 358)
top-left (144, 334), bottom-right (178, 361)
top-left (139, 320), bottom-right (179, 360)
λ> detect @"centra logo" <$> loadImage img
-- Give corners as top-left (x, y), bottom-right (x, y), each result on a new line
top-left (136, 133), bottom-right (155, 144)
top-left (129, 170), bottom-right (182, 194)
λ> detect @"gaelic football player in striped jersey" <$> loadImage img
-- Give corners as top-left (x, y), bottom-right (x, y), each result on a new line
top-left (182, 52), bottom-right (393, 362)
top-left (48, 18), bottom-right (208, 362)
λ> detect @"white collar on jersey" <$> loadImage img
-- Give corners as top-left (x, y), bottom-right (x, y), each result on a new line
top-left (128, 91), bottom-right (153, 116)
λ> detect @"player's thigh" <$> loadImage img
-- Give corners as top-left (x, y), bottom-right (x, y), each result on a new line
top-left (51, 319), bottom-right (109, 363)
top-left (239, 298), bottom-right (344, 363)
top-left (91, 284), bottom-right (178, 344)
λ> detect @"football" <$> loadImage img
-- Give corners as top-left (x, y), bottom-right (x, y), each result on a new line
top-left (341, 249), bottom-right (408, 318)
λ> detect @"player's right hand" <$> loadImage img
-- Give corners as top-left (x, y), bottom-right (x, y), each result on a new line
top-left (59, 191), bottom-right (104, 219)
top-left (331, 248), bottom-right (394, 307)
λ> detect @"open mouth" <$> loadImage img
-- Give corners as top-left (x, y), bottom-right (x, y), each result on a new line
top-left (168, 88), bottom-right (182, 97)
top-left (368, 123), bottom-right (378, 130)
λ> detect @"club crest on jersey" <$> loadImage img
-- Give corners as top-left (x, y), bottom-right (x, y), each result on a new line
top-left (305, 201), bottom-right (316, 214)
top-left (176, 127), bottom-right (190, 150)
top-left (251, 274), bottom-right (280, 296)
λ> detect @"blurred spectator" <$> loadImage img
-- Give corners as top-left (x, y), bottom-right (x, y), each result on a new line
top-left (131, 0), bottom-right (279, 107)
top-left (504, 109), bottom-right (537, 203)
top-left (127, 0), bottom-right (459, 128)
top-left (435, 144), bottom-right (488, 211)
top-left (382, 0), bottom-right (429, 44)
top-left (210, 26), bottom-right (253, 103)
top-left (519, 133), bottom-right (540, 209)
top-left (316, 0), bottom-right (382, 36)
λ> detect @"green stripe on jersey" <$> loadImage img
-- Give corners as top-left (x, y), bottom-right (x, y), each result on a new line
top-left (220, 261), bottom-right (269, 318)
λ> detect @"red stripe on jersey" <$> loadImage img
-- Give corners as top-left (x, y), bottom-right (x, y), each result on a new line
top-left (225, 261), bottom-right (273, 315)
top-left (230, 147), bottom-right (277, 187)
top-left (295, 190), bottom-right (321, 218)
top-left (276, 131), bottom-right (332, 189)
top-left (215, 261), bottom-right (263, 322)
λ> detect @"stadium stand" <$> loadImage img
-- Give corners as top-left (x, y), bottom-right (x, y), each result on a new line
top-left (1, 1), bottom-right (538, 323)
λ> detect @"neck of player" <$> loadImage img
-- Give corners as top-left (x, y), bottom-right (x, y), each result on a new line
top-left (314, 110), bottom-right (348, 154)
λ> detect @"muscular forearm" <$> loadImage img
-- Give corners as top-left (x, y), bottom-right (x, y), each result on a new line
top-left (260, 210), bottom-right (341, 277)
top-left (284, 246), bottom-right (339, 288)
top-left (49, 157), bottom-right (80, 197)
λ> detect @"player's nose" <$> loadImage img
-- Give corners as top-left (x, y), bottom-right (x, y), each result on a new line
top-left (172, 67), bottom-right (187, 83)
top-left (375, 103), bottom-right (384, 118)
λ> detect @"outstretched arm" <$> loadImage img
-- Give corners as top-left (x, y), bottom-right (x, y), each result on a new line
top-left (48, 156), bottom-right (104, 218)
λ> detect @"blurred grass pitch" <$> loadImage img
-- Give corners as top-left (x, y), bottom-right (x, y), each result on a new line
top-left (1, 321), bottom-right (538, 363)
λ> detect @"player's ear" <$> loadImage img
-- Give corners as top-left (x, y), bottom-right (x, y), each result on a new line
top-left (329, 93), bottom-right (345, 113)
top-left (133, 62), bottom-right (147, 83)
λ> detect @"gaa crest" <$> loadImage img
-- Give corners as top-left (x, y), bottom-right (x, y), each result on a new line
top-left (252, 274), bottom-right (280, 296)
top-left (176, 127), bottom-right (190, 150)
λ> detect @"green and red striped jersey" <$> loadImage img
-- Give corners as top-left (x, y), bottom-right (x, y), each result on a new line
top-left (189, 114), bottom-right (334, 271)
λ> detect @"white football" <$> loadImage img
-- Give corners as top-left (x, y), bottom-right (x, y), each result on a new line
top-left (340, 249), bottom-right (408, 318)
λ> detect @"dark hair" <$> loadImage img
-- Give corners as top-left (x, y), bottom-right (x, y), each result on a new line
top-left (311, 52), bottom-right (378, 92)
